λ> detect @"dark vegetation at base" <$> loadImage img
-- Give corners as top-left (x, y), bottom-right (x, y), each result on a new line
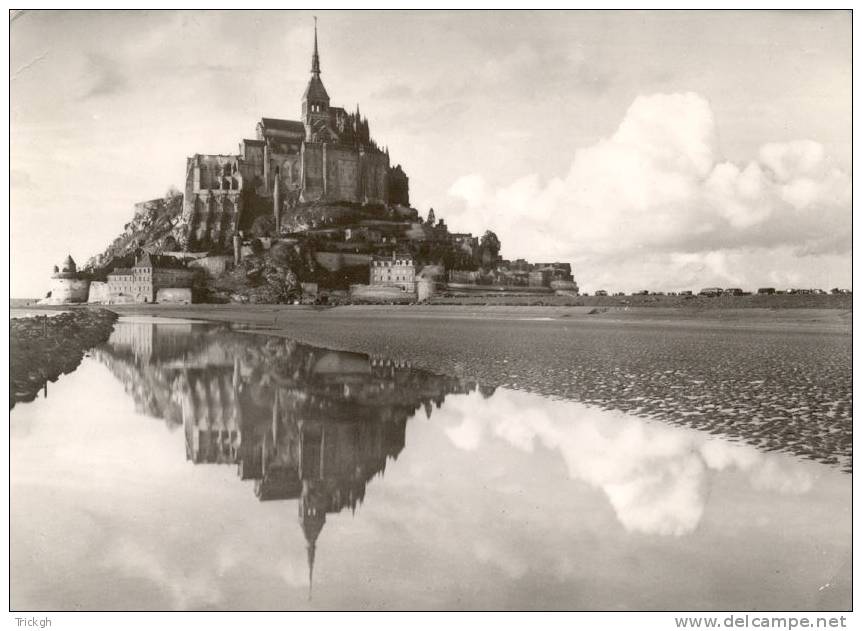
top-left (277, 199), bottom-right (415, 233)
top-left (10, 309), bottom-right (119, 409)
top-left (202, 241), bottom-right (368, 304)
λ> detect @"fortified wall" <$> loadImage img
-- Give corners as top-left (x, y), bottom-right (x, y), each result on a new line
top-left (43, 278), bottom-right (91, 305)
top-left (87, 281), bottom-right (110, 304)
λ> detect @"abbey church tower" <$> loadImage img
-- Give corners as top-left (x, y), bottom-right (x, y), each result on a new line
top-left (302, 18), bottom-right (331, 141)
top-left (180, 18), bottom-right (410, 250)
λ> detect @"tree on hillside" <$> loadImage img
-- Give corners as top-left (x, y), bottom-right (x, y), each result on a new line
top-left (270, 241), bottom-right (304, 268)
top-left (164, 186), bottom-right (184, 226)
top-left (162, 235), bottom-right (179, 251)
top-left (251, 215), bottom-right (275, 238)
top-left (480, 230), bottom-right (501, 265)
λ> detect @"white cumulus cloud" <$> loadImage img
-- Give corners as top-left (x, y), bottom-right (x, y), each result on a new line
top-left (447, 92), bottom-right (850, 291)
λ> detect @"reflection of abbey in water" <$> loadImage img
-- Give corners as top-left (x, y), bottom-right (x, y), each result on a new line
top-left (94, 321), bottom-right (484, 597)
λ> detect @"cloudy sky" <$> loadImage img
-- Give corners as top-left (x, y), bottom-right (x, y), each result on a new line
top-left (10, 10), bottom-right (851, 297)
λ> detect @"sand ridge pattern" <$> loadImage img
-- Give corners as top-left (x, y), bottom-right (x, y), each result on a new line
top-left (527, 328), bottom-right (853, 473)
top-left (107, 305), bottom-right (853, 473)
top-left (268, 312), bottom-right (852, 473)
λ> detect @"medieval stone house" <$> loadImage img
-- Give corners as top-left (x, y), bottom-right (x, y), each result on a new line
top-left (370, 254), bottom-right (416, 291)
top-left (107, 252), bottom-right (194, 303)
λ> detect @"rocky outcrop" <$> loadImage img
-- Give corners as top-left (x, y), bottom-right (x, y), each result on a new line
top-left (84, 194), bottom-right (183, 273)
top-left (209, 256), bottom-right (302, 304)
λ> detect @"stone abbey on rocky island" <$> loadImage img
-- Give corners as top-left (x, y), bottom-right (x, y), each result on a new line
top-left (49, 18), bottom-right (576, 307)
top-left (181, 19), bottom-right (410, 251)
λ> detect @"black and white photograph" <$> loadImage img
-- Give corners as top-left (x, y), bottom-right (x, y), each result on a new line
top-left (7, 7), bottom-right (853, 622)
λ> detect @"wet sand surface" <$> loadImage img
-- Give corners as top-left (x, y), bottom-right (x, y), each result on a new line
top-left (10, 317), bottom-right (851, 610)
top-left (107, 304), bottom-right (852, 471)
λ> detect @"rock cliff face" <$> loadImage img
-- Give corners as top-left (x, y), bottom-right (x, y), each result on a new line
top-left (206, 255), bottom-right (303, 304)
top-left (84, 193), bottom-right (184, 273)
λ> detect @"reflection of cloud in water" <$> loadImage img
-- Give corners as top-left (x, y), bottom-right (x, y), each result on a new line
top-left (443, 390), bottom-right (814, 536)
top-left (101, 538), bottom-right (223, 609)
top-left (10, 333), bottom-right (847, 610)
top-left (474, 539), bottom-right (528, 580)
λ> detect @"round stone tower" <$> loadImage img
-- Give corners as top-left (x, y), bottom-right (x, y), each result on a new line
top-left (40, 254), bottom-right (90, 304)
top-left (60, 255), bottom-right (77, 275)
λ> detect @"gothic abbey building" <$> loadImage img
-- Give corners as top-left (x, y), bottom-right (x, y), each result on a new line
top-left (181, 22), bottom-right (410, 250)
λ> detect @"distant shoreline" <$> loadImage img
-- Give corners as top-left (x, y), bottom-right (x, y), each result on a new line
top-left (15, 300), bottom-right (852, 335)
top-left (13, 290), bottom-right (853, 312)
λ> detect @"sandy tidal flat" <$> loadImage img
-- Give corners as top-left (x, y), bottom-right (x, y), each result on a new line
top-left (104, 304), bottom-right (853, 471)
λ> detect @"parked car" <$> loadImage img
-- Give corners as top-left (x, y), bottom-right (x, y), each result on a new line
top-left (757, 287), bottom-right (775, 295)
top-left (723, 288), bottom-right (743, 296)
top-left (699, 287), bottom-right (722, 297)
top-left (679, 290), bottom-right (693, 296)
top-left (594, 290), bottom-right (608, 297)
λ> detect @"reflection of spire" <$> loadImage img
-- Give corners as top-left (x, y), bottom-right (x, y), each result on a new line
top-left (307, 538), bottom-right (315, 602)
top-left (300, 482), bottom-right (326, 602)
top-left (479, 384), bottom-right (497, 399)
top-left (97, 321), bottom-right (482, 601)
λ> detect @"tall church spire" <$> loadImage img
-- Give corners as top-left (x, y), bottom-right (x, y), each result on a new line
top-left (303, 15), bottom-right (329, 128)
top-left (311, 16), bottom-right (321, 75)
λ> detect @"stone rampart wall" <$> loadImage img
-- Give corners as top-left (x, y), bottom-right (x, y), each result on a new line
top-left (156, 288), bottom-right (193, 304)
top-left (87, 281), bottom-right (110, 304)
top-left (189, 255), bottom-right (233, 278)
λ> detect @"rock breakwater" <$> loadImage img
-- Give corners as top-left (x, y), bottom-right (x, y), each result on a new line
top-left (10, 309), bottom-right (118, 409)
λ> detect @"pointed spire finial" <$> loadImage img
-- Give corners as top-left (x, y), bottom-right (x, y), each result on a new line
top-left (311, 16), bottom-right (321, 75)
